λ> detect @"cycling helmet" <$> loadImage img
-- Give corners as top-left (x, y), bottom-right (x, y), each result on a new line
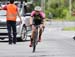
top-left (34, 6), bottom-right (42, 11)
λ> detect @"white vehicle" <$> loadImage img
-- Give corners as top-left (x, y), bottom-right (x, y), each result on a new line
top-left (0, 1), bottom-right (33, 41)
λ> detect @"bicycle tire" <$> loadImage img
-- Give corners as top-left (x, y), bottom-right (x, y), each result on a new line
top-left (33, 40), bottom-right (36, 52)
top-left (33, 28), bottom-right (38, 52)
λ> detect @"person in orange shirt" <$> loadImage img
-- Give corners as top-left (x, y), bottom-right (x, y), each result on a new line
top-left (0, 0), bottom-right (22, 44)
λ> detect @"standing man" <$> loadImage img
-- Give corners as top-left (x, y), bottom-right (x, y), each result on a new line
top-left (0, 0), bottom-right (22, 44)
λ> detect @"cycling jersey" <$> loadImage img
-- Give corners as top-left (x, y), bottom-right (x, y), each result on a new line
top-left (31, 11), bottom-right (45, 25)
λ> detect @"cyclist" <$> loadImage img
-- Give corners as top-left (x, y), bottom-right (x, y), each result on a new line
top-left (29, 6), bottom-right (45, 47)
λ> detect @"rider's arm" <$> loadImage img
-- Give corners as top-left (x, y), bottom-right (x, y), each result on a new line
top-left (30, 11), bottom-right (35, 25)
top-left (43, 18), bottom-right (45, 26)
top-left (30, 16), bottom-right (33, 25)
top-left (41, 12), bottom-right (46, 26)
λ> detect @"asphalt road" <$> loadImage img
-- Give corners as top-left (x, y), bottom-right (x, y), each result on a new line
top-left (48, 21), bottom-right (75, 27)
top-left (0, 22), bottom-right (75, 57)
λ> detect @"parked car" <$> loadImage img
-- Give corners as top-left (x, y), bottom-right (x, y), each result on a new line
top-left (0, 1), bottom-right (33, 41)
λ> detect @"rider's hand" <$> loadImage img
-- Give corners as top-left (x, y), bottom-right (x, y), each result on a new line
top-left (30, 24), bottom-right (33, 27)
top-left (30, 24), bottom-right (33, 29)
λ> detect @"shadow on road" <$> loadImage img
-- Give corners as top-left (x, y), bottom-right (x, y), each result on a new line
top-left (0, 39), bottom-right (30, 43)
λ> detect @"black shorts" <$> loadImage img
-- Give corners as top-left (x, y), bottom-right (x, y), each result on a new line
top-left (33, 19), bottom-right (43, 25)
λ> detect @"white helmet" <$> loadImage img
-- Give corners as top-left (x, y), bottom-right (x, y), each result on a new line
top-left (34, 6), bottom-right (42, 11)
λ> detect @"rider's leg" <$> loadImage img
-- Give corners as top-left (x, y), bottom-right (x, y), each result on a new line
top-left (31, 25), bottom-right (36, 39)
top-left (39, 24), bottom-right (43, 42)
top-left (29, 25), bottom-right (36, 47)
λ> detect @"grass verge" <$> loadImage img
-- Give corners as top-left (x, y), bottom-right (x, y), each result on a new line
top-left (63, 27), bottom-right (75, 31)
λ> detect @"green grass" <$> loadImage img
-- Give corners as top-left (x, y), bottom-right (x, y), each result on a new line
top-left (63, 27), bottom-right (75, 31)
top-left (46, 15), bottom-right (75, 21)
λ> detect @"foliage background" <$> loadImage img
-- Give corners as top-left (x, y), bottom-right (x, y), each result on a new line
top-left (45, 0), bottom-right (75, 20)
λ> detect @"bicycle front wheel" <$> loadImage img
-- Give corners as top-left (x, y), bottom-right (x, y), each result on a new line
top-left (33, 30), bottom-right (38, 52)
top-left (33, 41), bottom-right (36, 52)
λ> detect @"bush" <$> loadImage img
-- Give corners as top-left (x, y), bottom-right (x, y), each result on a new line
top-left (45, 0), bottom-right (69, 19)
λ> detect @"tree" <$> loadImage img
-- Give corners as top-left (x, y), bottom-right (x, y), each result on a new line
top-left (45, 0), bottom-right (69, 18)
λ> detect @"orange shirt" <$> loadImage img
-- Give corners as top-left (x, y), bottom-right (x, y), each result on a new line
top-left (3, 4), bottom-right (18, 21)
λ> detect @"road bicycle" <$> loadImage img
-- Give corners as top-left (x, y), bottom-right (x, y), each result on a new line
top-left (32, 25), bottom-right (45, 52)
